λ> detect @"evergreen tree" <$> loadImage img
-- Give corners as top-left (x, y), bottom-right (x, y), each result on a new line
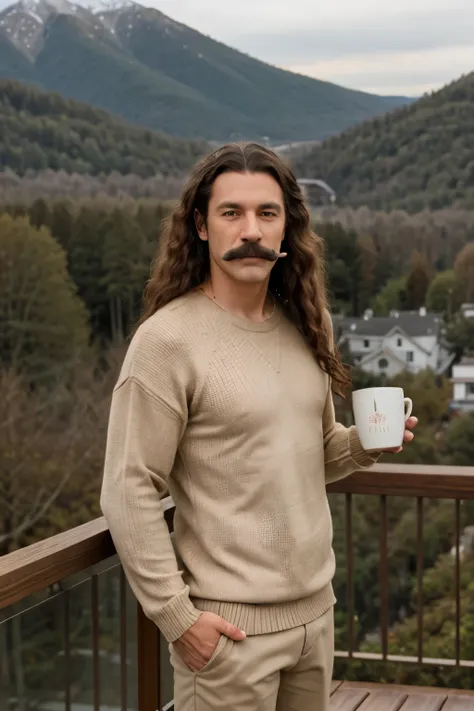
top-left (405, 250), bottom-right (433, 310)
top-left (68, 204), bottom-right (109, 339)
top-left (101, 208), bottom-right (149, 341)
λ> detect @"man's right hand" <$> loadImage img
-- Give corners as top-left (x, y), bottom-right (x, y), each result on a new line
top-left (173, 612), bottom-right (246, 672)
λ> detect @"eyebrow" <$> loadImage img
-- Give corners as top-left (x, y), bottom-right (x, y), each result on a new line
top-left (216, 201), bottom-right (282, 214)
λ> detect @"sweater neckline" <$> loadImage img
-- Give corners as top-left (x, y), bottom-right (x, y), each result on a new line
top-left (194, 288), bottom-right (281, 332)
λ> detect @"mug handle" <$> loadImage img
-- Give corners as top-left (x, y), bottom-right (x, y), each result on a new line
top-left (404, 397), bottom-right (413, 422)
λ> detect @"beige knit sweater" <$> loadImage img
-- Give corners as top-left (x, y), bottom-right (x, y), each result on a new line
top-left (100, 290), bottom-right (377, 643)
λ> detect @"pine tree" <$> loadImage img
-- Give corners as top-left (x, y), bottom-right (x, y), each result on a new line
top-left (405, 250), bottom-right (433, 310)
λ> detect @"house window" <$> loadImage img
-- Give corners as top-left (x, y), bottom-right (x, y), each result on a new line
top-left (378, 358), bottom-right (389, 370)
top-left (397, 337), bottom-right (403, 347)
top-left (363, 339), bottom-right (370, 348)
top-left (467, 383), bottom-right (474, 396)
top-left (406, 351), bottom-right (414, 363)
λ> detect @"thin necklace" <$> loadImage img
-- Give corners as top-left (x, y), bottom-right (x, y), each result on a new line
top-left (199, 285), bottom-right (276, 321)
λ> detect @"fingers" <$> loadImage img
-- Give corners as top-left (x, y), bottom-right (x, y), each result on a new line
top-left (174, 641), bottom-right (206, 672)
top-left (188, 652), bottom-right (205, 672)
top-left (382, 426), bottom-right (415, 453)
top-left (217, 618), bottom-right (246, 640)
top-left (406, 416), bottom-right (418, 429)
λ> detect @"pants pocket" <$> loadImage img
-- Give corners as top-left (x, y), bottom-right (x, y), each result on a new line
top-left (300, 606), bottom-right (334, 660)
top-left (196, 634), bottom-right (233, 674)
top-left (169, 634), bottom-right (234, 675)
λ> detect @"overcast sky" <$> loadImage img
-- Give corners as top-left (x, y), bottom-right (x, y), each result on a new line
top-left (2, 0), bottom-right (472, 96)
top-left (153, 0), bottom-right (474, 96)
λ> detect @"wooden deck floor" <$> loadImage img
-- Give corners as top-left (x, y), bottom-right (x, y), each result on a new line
top-left (330, 681), bottom-right (474, 710)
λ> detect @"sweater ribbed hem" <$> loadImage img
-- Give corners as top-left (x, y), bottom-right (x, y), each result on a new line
top-left (191, 583), bottom-right (336, 636)
top-left (154, 589), bottom-right (202, 643)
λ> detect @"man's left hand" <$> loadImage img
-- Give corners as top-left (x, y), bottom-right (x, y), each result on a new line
top-left (379, 416), bottom-right (418, 453)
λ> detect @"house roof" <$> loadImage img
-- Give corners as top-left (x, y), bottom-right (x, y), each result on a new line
top-left (334, 312), bottom-right (441, 339)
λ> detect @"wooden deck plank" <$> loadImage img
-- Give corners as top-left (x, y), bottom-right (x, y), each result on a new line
top-left (399, 694), bottom-right (447, 711)
top-left (329, 682), bottom-right (474, 711)
top-left (355, 689), bottom-right (408, 711)
top-left (330, 687), bottom-right (369, 710)
top-left (441, 697), bottom-right (474, 710)
top-left (339, 682), bottom-right (474, 698)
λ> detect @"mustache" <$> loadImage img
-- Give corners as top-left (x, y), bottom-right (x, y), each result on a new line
top-left (222, 242), bottom-right (282, 262)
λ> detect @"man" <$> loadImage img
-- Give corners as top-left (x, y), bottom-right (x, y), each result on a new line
top-left (100, 142), bottom-right (417, 711)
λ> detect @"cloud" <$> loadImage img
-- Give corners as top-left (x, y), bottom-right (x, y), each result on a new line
top-left (1, 0), bottom-right (471, 96)
top-left (157, 0), bottom-right (472, 43)
top-left (288, 45), bottom-right (474, 96)
top-left (210, 5), bottom-right (474, 62)
top-left (153, 0), bottom-right (474, 95)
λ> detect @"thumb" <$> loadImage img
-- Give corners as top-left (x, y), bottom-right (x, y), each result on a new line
top-left (216, 617), bottom-right (246, 641)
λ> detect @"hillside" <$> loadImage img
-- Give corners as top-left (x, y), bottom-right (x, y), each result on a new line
top-left (0, 0), bottom-right (410, 142)
top-left (0, 79), bottom-right (208, 176)
top-left (292, 72), bottom-right (474, 213)
top-left (0, 32), bottom-right (37, 83)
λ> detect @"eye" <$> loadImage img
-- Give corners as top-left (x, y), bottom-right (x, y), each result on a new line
top-left (223, 210), bottom-right (237, 217)
top-left (261, 211), bottom-right (277, 217)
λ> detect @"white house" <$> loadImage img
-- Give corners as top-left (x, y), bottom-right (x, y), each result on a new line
top-left (451, 357), bottom-right (474, 413)
top-left (461, 303), bottom-right (474, 319)
top-left (335, 308), bottom-right (452, 378)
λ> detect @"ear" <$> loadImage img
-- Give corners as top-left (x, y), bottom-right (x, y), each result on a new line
top-left (194, 209), bottom-right (208, 242)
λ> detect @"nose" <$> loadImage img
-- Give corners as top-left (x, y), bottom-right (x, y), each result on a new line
top-left (241, 212), bottom-right (262, 241)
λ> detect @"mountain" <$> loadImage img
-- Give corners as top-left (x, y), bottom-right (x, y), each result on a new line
top-left (381, 96), bottom-right (418, 107)
top-left (292, 72), bottom-right (474, 213)
top-left (0, 29), bottom-right (36, 82)
top-left (0, 0), bottom-right (411, 142)
top-left (0, 79), bottom-right (208, 175)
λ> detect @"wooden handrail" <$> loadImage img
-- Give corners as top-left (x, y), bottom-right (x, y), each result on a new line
top-left (0, 517), bottom-right (115, 610)
top-left (1, 466), bottom-right (473, 611)
top-left (327, 463), bottom-right (474, 499)
top-left (0, 497), bottom-right (176, 611)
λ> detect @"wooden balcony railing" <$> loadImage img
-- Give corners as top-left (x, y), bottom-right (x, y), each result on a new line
top-left (329, 463), bottom-right (474, 670)
top-left (1, 464), bottom-right (473, 711)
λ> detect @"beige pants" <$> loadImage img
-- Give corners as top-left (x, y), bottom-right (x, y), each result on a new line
top-left (170, 606), bottom-right (334, 711)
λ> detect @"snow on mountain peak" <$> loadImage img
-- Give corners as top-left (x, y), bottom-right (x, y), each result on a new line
top-left (45, 0), bottom-right (78, 14)
top-left (1, 0), bottom-right (79, 26)
top-left (0, 0), bottom-right (87, 59)
top-left (89, 0), bottom-right (136, 14)
top-left (0, 0), bottom-right (146, 55)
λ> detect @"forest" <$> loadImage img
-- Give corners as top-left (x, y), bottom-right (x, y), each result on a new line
top-left (1, 192), bottom-right (474, 701)
top-left (1, 18), bottom-right (474, 704)
top-left (0, 5), bottom-right (401, 143)
top-left (293, 71), bottom-right (474, 213)
top-left (0, 80), bottom-right (208, 178)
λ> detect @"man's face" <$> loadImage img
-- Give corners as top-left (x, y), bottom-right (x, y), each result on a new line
top-left (196, 171), bottom-right (286, 285)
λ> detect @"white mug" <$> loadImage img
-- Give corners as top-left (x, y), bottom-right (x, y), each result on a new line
top-left (352, 387), bottom-right (413, 451)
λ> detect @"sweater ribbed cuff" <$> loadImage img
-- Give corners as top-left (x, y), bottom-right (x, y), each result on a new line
top-left (349, 427), bottom-right (381, 469)
top-left (154, 589), bottom-right (202, 643)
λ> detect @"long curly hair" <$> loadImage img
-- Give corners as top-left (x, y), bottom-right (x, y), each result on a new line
top-left (140, 142), bottom-right (350, 395)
